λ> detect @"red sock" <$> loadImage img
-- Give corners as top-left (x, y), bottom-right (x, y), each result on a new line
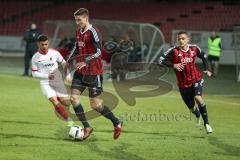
top-left (55, 105), bottom-right (69, 120)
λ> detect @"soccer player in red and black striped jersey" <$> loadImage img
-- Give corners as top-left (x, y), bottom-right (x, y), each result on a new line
top-left (159, 31), bottom-right (213, 134)
top-left (70, 8), bottom-right (122, 140)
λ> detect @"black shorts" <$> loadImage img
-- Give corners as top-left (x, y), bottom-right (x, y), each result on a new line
top-left (71, 72), bottom-right (103, 98)
top-left (179, 79), bottom-right (204, 109)
top-left (208, 55), bottom-right (220, 62)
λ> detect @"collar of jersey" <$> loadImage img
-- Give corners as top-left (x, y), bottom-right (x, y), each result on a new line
top-left (80, 24), bottom-right (92, 34)
top-left (39, 49), bottom-right (49, 55)
top-left (179, 45), bottom-right (189, 52)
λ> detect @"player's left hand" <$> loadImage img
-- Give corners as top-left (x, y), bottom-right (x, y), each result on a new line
top-left (75, 62), bottom-right (86, 70)
top-left (64, 73), bottom-right (72, 85)
top-left (203, 70), bottom-right (212, 77)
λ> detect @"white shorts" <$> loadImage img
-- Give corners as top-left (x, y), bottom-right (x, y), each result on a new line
top-left (40, 81), bottom-right (69, 99)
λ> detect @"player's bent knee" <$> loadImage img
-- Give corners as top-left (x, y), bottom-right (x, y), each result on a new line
top-left (49, 97), bottom-right (59, 106)
top-left (62, 99), bottom-right (71, 106)
top-left (186, 100), bottom-right (195, 110)
top-left (59, 97), bottom-right (71, 106)
top-left (70, 95), bottom-right (80, 105)
top-left (195, 96), bottom-right (204, 105)
top-left (90, 98), bottom-right (103, 111)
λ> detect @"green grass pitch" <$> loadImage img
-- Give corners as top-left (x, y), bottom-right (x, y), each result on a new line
top-left (0, 64), bottom-right (240, 160)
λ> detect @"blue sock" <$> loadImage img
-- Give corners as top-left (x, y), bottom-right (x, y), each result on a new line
top-left (73, 104), bottom-right (90, 128)
top-left (95, 105), bottom-right (119, 127)
top-left (198, 103), bottom-right (209, 125)
top-left (192, 107), bottom-right (201, 118)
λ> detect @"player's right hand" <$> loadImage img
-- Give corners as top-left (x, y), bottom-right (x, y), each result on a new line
top-left (203, 70), bottom-right (212, 77)
top-left (75, 62), bottom-right (86, 70)
top-left (64, 73), bottom-right (72, 85)
top-left (48, 73), bottom-right (54, 80)
top-left (173, 63), bottom-right (185, 71)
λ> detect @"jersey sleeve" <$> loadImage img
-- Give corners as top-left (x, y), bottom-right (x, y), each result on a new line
top-left (85, 28), bottom-right (102, 64)
top-left (159, 47), bottom-right (174, 67)
top-left (55, 51), bottom-right (65, 64)
top-left (31, 56), bottom-right (49, 79)
top-left (31, 57), bottom-right (38, 72)
top-left (196, 45), bottom-right (209, 71)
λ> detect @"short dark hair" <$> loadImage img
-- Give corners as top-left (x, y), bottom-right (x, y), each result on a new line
top-left (177, 31), bottom-right (189, 36)
top-left (74, 8), bottom-right (89, 17)
top-left (37, 34), bottom-right (48, 42)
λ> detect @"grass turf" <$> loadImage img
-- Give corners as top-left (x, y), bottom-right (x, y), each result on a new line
top-left (0, 63), bottom-right (240, 160)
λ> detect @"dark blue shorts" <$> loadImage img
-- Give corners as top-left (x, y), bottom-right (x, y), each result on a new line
top-left (71, 72), bottom-right (103, 98)
top-left (179, 79), bottom-right (204, 109)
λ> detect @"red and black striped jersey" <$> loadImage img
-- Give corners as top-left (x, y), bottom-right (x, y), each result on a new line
top-left (159, 44), bottom-right (208, 89)
top-left (75, 24), bottom-right (103, 75)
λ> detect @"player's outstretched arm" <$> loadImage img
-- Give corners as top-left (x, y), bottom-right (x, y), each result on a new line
top-left (203, 70), bottom-right (212, 77)
top-left (57, 53), bottom-right (73, 83)
top-left (159, 47), bottom-right (174, 68)
top-left (85, 28), bottom-right (102, 64)
top-left (32, 70), bottom-right (49, 79)
top-left (31, 57), bottom-right (49, 79)
top-left (196, 46), bottom-right (212, 77)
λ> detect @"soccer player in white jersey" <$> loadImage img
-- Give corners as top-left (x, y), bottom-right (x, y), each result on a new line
top-left (31, 34), bottom-right (74, 127)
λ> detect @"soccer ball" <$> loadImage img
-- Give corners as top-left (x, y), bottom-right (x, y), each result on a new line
top-left (69, 125), bottom-right (84, 140)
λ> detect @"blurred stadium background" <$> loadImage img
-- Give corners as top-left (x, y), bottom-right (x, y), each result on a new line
top-left (0, 0), bottom-right (240, 160)
top-left (0, 0), bottom-right (240, 80)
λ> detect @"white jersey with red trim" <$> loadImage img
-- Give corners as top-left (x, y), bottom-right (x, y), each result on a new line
top-left (31, 49), bottom-right (65, 84)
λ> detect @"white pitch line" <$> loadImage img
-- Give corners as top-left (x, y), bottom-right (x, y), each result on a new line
top-left (212, 94), bottom-right (240, 97)
top-left (103, 85), bottom-right (240, 106)
top-left (206, 99), bottom-right (240, 106)
top-left (164, 95), bottom-right (240, 106)
top-left (1, 74), bottom-right (240, 106)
